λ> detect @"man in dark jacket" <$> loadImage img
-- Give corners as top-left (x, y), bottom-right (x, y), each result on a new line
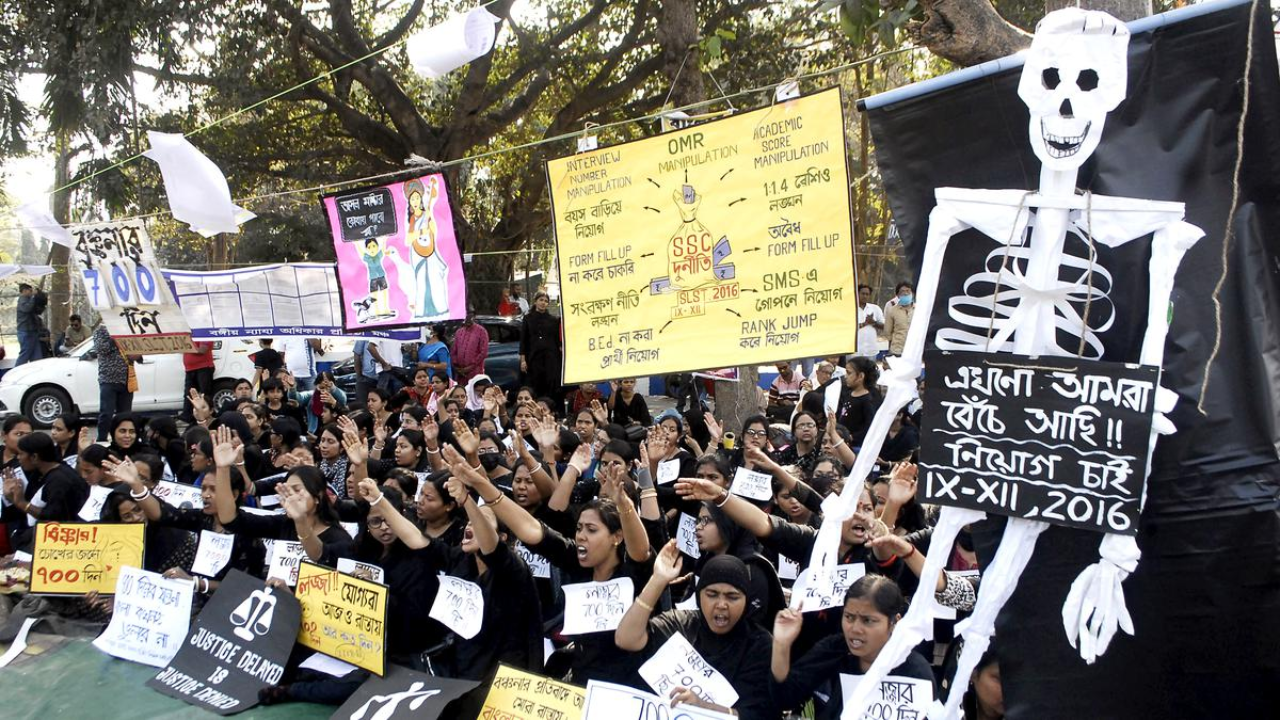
top-left (15, 283), bottom-right (47, 366)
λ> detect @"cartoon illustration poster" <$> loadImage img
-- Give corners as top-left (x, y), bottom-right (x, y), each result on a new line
top-left (546, 87), bottom-right (859, 383)
top-left (322, 173), bottom-right (467, 330)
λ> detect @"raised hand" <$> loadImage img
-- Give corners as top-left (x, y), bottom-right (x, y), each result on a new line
top-left (589, 399), bottom-right (607, 425)
top-left (356, 478), bottom-right (381, 504)
top-left (2, 469), bottom-right (23, 503)
top-left (774, 606), bottom-right (805, 646)
top-left (652, 540), bottom-right (684, 585)
top-left (440, 443), bottom-right (465, 467)
top-left (77, 426), bottom-right (96, 453)
top-left (422, 416), bottom-right (439, 444)
top-left (531, 415), bottom-right (559, 449)
top-left (744, 445), bottom-right (774, 470)
top-left (342, 429), bottom-right (368, 465)
top-left (567, 442), bottom-right (593, 474)
top-left (212, 426), bottom-right (238, 467)
top-left (825, 412), bottom-right (840, 442)
top-left (887, 462), bottom-right (919, 505)
top-left (703, 411), bottom-right (723, 443)
top-left (454, 420), bottom-right (480, 456)
top-left (675, 477), bottom-right (724, 502)
top-left (336, 414), bottom-right (358, 437)
top-left (103, 456), bottom-right (142, 489)
top-left (450, 459), bottom-right (488, 488)
top-left (280, 484), bottom-right (309, 521)
top-left (189, 388), bottom-right (212, 424)
top-left (443, 477), bottom-right (469, 505)
top-left (483, 394), bottom-right (499, 416)
top-left (373, 422), bottom-right (389, 445)
top-left (867, 533), bottom-right (913, 558)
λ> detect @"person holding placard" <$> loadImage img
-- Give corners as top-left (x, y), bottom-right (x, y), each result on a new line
top-left (464, 444), bottom-right (656, 686)
top-left (5, 433), bottom-right (88, 532)
top-left (359, 463), bottom-right (543, 683)
top-left (770, 575), bottom-right (935, 720)
top-left (616, 543), bottom-right (778, 719)
top-left (106, 441), bottom-right (263, 598)
top-left (99, 486), bottom-right (197, 575)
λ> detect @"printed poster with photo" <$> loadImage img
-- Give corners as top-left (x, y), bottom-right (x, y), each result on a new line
top-left (321, 173), bottom-right (467, 331)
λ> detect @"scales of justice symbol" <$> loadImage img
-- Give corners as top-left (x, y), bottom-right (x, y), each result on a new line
top-left (813, 9), bottom-right (1205, 719)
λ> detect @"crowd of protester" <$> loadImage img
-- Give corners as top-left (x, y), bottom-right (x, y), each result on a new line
top-left (0, 284), bottom-right (1008, 719)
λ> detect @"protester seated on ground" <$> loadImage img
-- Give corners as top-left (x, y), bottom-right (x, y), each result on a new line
top-left (871, 462), bottom-right (928, 535)
top-left (959, 645), bottom-right (1004, 720)
top-left (78, 444), bottom-right (120, 490)
top-left (260, 377), bottom-right (305, 427)
top-left (771, 410), bottom-right (823, 477)
top-left (567, 381), bottom-right (603, 416)
top-left (107, 412), bottom-right (155, 460)
top-left (216, 377), bottom-right (256, 415)
top-left (607, 378), bottom-right (652, 428)
top-left (717, 413), bottom-right (773, 470)
top-left (100, 485), bottom-right (197, 575)
top-left (616, 543), bottom-right (778, 719)
top-left (818, 417), bottom-right (857, 471)
top-left (767, 361), bottom-right (804, 422)
top-left (878, 408), bottom-right (920, 465)
top-left (770, 575), bottom-right (936, 720)
top-left (414, 470), bottom-right (466, 546)
top-left (688, 502), bottom-right (783, 629)
top-left (50, 412), bottom-right (87, 462)
top-left (4, 433), bottom-right (88, 531)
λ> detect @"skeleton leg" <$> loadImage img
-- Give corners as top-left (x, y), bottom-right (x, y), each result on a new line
top-left (931, 518), bottom-right (1049, 720)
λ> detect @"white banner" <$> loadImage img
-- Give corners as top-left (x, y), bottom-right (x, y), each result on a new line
top-left (92, 566), bottom-right (194, 667)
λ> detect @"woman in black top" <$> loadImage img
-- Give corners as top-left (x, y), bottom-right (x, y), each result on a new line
top-left (100, 486), bottom-right (197, 575)
top-left (415, 470), bottom-right (467, 547)
top-left (146, 416), bottom-right (187, 479)
top-left (107, 412), bottom-right (155, 459)
top-left (607, 378), bottom-right (652, 427)
top-left (836, 357), bottom-right (882, 449)
top-left (518, 292), bottom-right (562, 401)
top-left (50, 412), bottom-right (85, 462)
top-left (463, 447), bottom-right (655, 686)
top-left (771, 411), bottom-right (822, 477)
top-left (617, 546), bottom-right (778, 720)
top-left (361, 470), bottom-right (543, 681)
top-left (771, 575), bottom-right (935, 720)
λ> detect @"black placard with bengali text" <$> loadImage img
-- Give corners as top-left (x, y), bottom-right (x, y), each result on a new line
top-left (332, 187), bottom-right (397, 241)
top-left (919, 350), bottom-right (1158, 535)
top-left (146, 570), bottom-right (301, 716)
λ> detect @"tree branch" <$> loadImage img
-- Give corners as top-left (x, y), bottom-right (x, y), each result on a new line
top-left (910, 0), bottom-right (1031, 67)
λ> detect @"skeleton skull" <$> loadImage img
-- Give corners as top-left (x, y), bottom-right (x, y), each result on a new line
top-left (1017, 9), bottom-right (1130, 170)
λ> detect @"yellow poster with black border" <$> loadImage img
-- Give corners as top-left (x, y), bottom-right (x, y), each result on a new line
top-left (547, 87), bottom-right (859, 383)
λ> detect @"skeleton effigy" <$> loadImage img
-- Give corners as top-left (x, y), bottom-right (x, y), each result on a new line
top-left (810, 9), bottom-right (1205, 719)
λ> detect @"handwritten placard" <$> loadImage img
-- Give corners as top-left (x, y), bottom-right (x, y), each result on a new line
top-left (583, 680), bottom-right (735, 720)
top-left (147, 570), bottom-right (300, 715)
top-left (777, 555), bottom-right (800, 581)
top-left (656, 459), bottom-right (681, 485)
top-left (93, 566), bottom-right (194, 666)
top-left (264, 540), bottom-right (305, 586)
top-left (429, 575), bottom-right (484, 640)
top-left (77, 485), bottom-right (113, 522)
top-left (480, 664), bottom-right (587, 720)
top-left (561, 577), bottom-right (634, 635)
top-left (792, 563), bottom-right (864, 611)
top-left (154, 480), bottom-right (203, 509)
top-left (638, 632), bottom-right (739, 708)
top-left (337, 558), bottom-right (385, 584)
top-left (514, 541), bottom-right (551, 579)
top-left (676, 513), bottom-right (701, 558)
top-left (919, 351), bottom-right (1158, 534)
top-left (30, 522), bottom-right (145, 595)
top-left (840, 673), bottom-right (933, 720)
top-left (548, 88), bottom-right (858, 383)
top-left (71, 220), bottom-right (192, 354)
top-left (191, 530), bottom-right (235, 578)
top-left (730, 467), bottom-right (773, 501)
top-left (295, 561), bottom-right (388, 676)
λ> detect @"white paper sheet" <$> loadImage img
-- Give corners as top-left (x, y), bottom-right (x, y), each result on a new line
top-left (408, 8), bottom-right (500, 79)
top-left (429, 575), bottom-right (484, 639)
top-left (676, 513), bottom-right (701, 559)
top-left (92, 566), bottom-right (194, 667)
top-left (639, 633), bottom-right (739, 708)
top-left (299, 651), bottom-right (359, 677)
top-left (656, 459), bottom-right (681, 485)
top-left (15, 201), bottom-right (73, 247)
top-left (142, 131), bottom-right (254, 236)
top-left (729, 467), bottom-right (773, 501)
top-left (561, 577), bottom-right (634, 635)
top-left (190, 530), bottom-right (235, 578)
top-left (77, 485), bottom-right (114, 522)
top-left (582, 680), bottom-right (735, 720)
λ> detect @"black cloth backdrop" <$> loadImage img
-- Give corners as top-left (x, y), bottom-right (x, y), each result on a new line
top-left (866, 1), bottom-right (1280, 717)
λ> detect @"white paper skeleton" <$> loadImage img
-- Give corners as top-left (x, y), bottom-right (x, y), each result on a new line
top-left (810, 10), bottom-right (1204, 719)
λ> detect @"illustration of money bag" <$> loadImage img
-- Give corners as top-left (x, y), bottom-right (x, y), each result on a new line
top-left (668, 185), bottom-right (718, 289)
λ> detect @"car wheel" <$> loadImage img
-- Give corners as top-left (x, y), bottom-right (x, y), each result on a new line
top-left (23, 386), bottom-right (72, 428)
top-left (211, 379), bottom-right (237, 410)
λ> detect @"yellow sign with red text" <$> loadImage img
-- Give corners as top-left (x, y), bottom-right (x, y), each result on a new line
top-left (30, 522), bottom-right (145, 595)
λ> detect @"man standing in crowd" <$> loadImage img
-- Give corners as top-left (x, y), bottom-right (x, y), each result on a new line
top-left (281, 337), bottom-right (322, 391)
top-left (767, 361), bottom-right (803, 421)
top-left (15, 283), bottom-right (47, 366)
top-left (509, 283), bottom-right (530, 315)
top-left (451, 308), bottom-right (488, 385)
top-left (856, 284), bottom-right (885, 358)
top-left (520, 291), bottom-right (562, 405)
top-left (352, 338), bottom-right (379, 402)
top-left (370, 337), bottom-right (404, 394)
top-left (93, 324), bottom-right (133, 440)
top-left (181, 339), bottom-right (216, 422)
top-left (58, 313), bottom-right (91, 354)
top-left (883, 280), bottom-right (916, 357)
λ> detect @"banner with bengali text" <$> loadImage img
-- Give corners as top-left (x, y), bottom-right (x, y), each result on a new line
top-left (30, 522), bottom-right (145, 595)
top-left (546, 87), bottom-right (859, 382)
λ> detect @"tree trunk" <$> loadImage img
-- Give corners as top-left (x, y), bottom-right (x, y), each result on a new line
top-left (655, 0), bottom-right (705, 108)
top-left (46, 135), bottom-right (72, 336)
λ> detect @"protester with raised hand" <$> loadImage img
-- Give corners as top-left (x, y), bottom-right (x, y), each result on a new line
top-left (770, 575), bottom-right (935, 719)
top-left (451, 440), bottom-right (654, 685)
top-left (616, 540), bottom-right (778, 719)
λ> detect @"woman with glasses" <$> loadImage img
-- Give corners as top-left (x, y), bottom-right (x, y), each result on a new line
top-left (771, 411), bottom-right (823, 477)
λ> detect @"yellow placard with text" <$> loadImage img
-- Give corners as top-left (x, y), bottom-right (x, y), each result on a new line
top-left (547, 87), bottom-right (859, 383)
top-left (479, 664), bottom-right (586, 719)
top-left (30, 522), bottom-right (145, 595)
top-left (295, 561), bottom-right (388, 676)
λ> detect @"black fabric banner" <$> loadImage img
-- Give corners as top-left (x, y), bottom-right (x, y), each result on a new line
top-left (147, 570), bottom-right (302, 715)
top-left (330, 665), bottom-right (479, 719)
top-left (866, 1), bottom-right (1280, 717)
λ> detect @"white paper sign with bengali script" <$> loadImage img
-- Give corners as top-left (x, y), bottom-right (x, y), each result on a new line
top-left (656, 460), bottom-right (681, 485)
top-left (515, 541), bottom-right (551, 579)
top-left (561, 577), bottom-right (634, 635)
top-left (336, 558), bottom-right (385, 584)
top-left (583, 680), bottom-right (735, 720)
top-left (792, 563), bottom-right (865, 611)
top-left (429, 575), bottom-right (484, 640)
top-left (265, 540), bottom-right (306, 586)
top-left (730, 467), bottom-right (773, 501)
top-left (638, 632), bottom-right (739, 708)
top-left (154, 481), bottom-right (203, 509)
top-left (190, 530), bottom-right (234, 578)
top-left (92, 566), bottom-right (194, 667)
top-left (676, 513), bottom-right (701, 558)
top-left (77, 485), bottom-right (113, 522)
top-left (840, 673), bottom-right (933, 720)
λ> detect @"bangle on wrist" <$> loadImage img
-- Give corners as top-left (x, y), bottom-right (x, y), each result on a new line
top-left (904, 544), bottom-right (917, 559)
top-left (372, 492), bottom-right (386, 506)
top-left (130, 488), bottom-right (151, 501)
top-left (483, 493), bottom-right (505, 507)
top-left (426, 446), bottom-right (440, 454)
top-left (832, 439), bottom-right (846, 449)
top-left (715, 490), bottom-right (731, 507)
top-left (634, 597), bottom-right (654, 613)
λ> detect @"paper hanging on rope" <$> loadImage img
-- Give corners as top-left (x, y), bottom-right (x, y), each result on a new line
top-left (546, 87), bottom-right (859, 383)
top-left (165, 263), bottom-right (418, 341)
top-left (322, 173), bottom-right (467, 331)
top-left (71, 219), bottom-right (193, 354)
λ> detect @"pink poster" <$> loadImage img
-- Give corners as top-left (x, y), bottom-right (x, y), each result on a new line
top-left (322, 173), bottom-right (467, 330)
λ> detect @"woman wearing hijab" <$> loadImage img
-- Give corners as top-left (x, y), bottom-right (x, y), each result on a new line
top-left (692, 502), bottom-right (784, 630)
top-left (616, 543), bottom-right (777, 719)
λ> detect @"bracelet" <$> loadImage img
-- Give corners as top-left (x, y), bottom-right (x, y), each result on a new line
top-left (832, 439), bottom-right (846, 449)
top-left (372, 492), bottom-right (387, 506)
top-left (297, 531), bottom-right (312, 541)
top-left (483, 493), bottom-right (505, 507)
top-left (639, 489), bottom-right (658, 500)
top-left (634, 597), bottom-right (655, 613)
top-left (426, 446), bottom-right (440, 454)
top-left (234, 462), bottom-right (246, 467)
top-left (904, 544), bottom-right (917, 559)
top-left (130, 488), bottom-right (151, 501)
top-left (714, 490), bottom-right (731, 507)
top-left (877, 553), bottom-right (899, 568)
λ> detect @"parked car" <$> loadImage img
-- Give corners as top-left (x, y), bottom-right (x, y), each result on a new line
top-left (333, 316), bottom-right (524, 399)
top-left (0, 339), bottom-right (260, 427)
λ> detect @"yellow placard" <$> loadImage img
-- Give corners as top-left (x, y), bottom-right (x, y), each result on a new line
top-left (480, 664), bottom-right (586, 719)
top-left (30, 522), bottom-right (145, 595)
top-left (295, 561), bottom-right (388, 676)
top-left (547, 87), bottom-right (859, 383)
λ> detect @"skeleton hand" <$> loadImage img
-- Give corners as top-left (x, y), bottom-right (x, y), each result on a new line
top-left (1062, 533), bottom-right (1139, 664)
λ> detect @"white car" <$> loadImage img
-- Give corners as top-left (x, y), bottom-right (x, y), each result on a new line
top-left (0, 339), bottom-right (262, 427)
